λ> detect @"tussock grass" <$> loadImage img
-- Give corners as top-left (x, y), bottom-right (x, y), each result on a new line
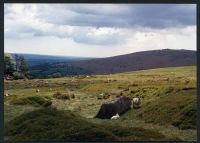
top-left (124, 92), bottom-right (196, 129)
top-left (11, 95), bottom-right (52, 107)
top-left (4, 109), bottom-right (176, 141)
top-left (4, 66), bottom-right (197, 141)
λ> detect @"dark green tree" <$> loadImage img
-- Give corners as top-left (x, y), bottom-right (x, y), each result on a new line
top-left (4, 53), bottom-right (15, 76)
top-left (14, 54), bottom-right (20, 71)
top-left (18, 55), bottom-right (29, 77)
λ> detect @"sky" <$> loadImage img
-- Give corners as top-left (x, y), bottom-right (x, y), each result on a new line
top-left (4, 4), bottom-right (196, 57)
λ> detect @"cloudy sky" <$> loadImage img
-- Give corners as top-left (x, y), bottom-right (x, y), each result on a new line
top-left (4, 4), bottom-right (196, 57)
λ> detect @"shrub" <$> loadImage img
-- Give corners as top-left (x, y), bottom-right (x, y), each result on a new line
top-left (13, 72), bottom-right (24, 80)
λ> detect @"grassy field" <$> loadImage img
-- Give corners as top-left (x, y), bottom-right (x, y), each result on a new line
top-left (4, 66), bottom-right (197, 141)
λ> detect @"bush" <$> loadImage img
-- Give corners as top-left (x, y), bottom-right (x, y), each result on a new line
top-left (13, 72), bottom-right (24, 80)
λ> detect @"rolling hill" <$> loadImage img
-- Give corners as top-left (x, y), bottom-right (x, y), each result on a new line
top-left (65, 49), bottom-right (196, 74)
top-left (10, 53), bottom-right (93, 67)
top-left (17, 49), bottom-right (196, 78)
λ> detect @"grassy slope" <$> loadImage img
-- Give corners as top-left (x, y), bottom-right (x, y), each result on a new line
top-left (5, 108), bottom-right (174, 141)
top-left (4, 66), bottom-right (197, 141)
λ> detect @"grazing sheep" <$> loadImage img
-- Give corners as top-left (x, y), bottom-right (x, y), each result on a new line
top-left (5, 93), bottom-right (9, 97)
top-left (36, 89), bottom-right (40, 92)
top-left (132, 97), bottom-right (142, 109)
top-left (100, 93), bottom-right (104, 96)
top-left (111, 113), bottom-right (120, 120)
top-left (49, 88), bottom-right (52, 91)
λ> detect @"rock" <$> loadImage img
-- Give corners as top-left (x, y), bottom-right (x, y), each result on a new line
top-left (53, 92), bottom-right (70, 100)
top-left (95, 96), bottom-right (131, 119)
top-left (47, 104), bottom-right (57, 110)
top-left (70, 93), bottom-right (75, 99)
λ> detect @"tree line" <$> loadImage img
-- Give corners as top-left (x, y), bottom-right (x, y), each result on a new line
top-left (4, 53), bottom-right (29, 80)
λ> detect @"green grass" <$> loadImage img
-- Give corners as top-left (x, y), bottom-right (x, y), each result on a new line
top-left (4, 66), bottom-right (197, 141)
top-left (122, 92), bottom-right (196, 128)
top-left (4, 108), bottom-right (176, 141)
top-left (10, 95), bottom-right (52, 107)
top-left (172, 101), bottom-right (197, 129)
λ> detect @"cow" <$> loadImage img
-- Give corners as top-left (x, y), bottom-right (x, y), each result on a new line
top-left (95, 96), bottom-right (131, 119)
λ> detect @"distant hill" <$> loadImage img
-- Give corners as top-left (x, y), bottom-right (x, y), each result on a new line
top-left (63, 49), bottom-right (196, 74)
top-left (10, 53), bottom-right (93, 67)
top-left (22, 49), bottom-right (196, 78)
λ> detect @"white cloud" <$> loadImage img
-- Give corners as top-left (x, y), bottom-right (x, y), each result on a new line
top-left (4, 4), bottom-right (196, 57)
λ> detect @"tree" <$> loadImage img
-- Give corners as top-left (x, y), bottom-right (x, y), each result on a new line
top-left (4, 53), bottom-right (15, 76)
top-left (18, 55), bottom-right (29, 77)
top-left (14, 54), bottom-right (20, 71)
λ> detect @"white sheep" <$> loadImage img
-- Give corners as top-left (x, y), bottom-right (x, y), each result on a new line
top-left (36, 89), bottom-right (40, 92)
top-left (5, 93), bottom-right (9, 97)
top-left (132, 97), bottom-right (141, 108)
top-left (111, 113), bottom-right (120, 120)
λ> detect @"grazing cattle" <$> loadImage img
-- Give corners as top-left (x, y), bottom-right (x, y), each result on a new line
top-left (95, 96), bottom-right (131, 119)
top-left (111, 113), bottom-right (120, 120)
top-left (132, 97), bottom-right (142, 109)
